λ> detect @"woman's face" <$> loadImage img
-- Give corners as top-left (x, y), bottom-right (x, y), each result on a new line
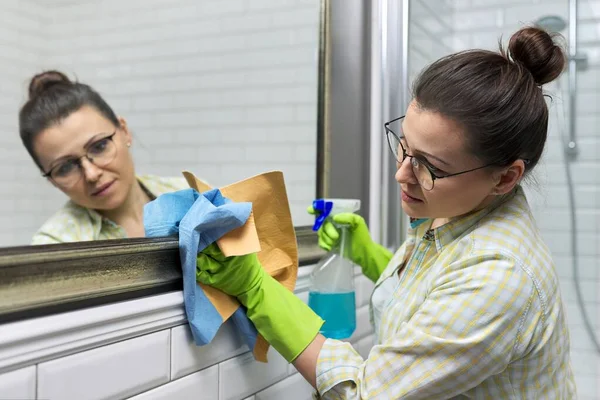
top-left (34, 105), bottom-right (136, 211)
top-left (395, 101), bottom-right (523, 221)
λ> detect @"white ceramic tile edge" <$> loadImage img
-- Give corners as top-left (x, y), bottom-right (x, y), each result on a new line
top-left (0, 292), bottom-right (185, 374)
top-left (296, 264), bottom-right (315, 292)
top-left (0, 267), bottom-right (316, 375)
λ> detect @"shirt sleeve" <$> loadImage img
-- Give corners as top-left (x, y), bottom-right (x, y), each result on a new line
top-left (30, 205), bottom-right (89, 245)
top-left (31, 231), bottom-right (63, 245)
top-left (315, 255), bottom-right (540, 399)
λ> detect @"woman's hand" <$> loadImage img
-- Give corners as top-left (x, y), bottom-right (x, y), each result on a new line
top-left (308, 208), bottom-right (394, 282)
top-left (196, 243), bottom-right (263, 299)
top-left (196, 244), bottom-right (324, 364)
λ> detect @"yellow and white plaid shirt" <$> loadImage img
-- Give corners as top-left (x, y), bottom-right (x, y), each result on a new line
top-left (316, 186), bottom-right (576, 399)
top-left (31, 175), bottom-right (190, 245)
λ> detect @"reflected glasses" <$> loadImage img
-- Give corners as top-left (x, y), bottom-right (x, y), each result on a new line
top-left (42, 132), bottom-right (118, 188)
top-left (384, 116), bottom-right (491, 191)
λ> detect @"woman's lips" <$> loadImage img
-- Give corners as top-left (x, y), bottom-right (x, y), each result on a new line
top-left (92, 181), bottom-right (115, 196)
top-left (401, 190), bottom-right (423, 203)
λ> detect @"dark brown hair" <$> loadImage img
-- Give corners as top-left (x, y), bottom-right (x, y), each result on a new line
top-left (413, 27), bottom-right (566, 174)
top-left (19, 70), bottom-right (120, 170)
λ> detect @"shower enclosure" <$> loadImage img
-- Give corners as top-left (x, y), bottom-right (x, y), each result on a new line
top-left (374, 0), bottom-right (600, 398)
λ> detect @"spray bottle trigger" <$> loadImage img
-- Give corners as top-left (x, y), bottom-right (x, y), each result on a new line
top-left (312, 199), bottom-right (333, 231)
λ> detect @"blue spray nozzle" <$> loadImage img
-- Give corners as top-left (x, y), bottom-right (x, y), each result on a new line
top-left (311, 198), bottom-right (361, 231)
top-left (312, 199), bottom-right (333, 231)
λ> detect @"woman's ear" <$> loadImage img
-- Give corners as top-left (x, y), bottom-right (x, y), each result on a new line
top-left (492, 159), bottom-right (526, 195)
top-left (118, 116), bottom-right (132, 146)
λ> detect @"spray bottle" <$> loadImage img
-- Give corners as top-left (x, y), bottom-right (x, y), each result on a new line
top-left (308, 198), bottom-right (361, 339)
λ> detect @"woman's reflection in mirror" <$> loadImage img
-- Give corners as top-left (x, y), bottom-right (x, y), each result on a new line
top-left (19, 70), bottom-right (197, 244)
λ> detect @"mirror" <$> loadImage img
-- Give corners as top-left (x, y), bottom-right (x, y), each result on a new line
top-left (1, 0), bottom-right (323, 247)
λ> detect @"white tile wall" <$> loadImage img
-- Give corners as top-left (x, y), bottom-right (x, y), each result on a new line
top-left (38, 330), bottom-right (171, 400)
top-left (0, 0), bottom-right (320, 247)
top-left (129, 366), bottom-right (219, 400)
top-left (0, 0), bottom-right (66, 247)
top-left (411, 0), bottom-right (600, 397)
top-left (0, 365), bottom-right (36, 399)
top-left (171, 320), bottom-right (247, 380)
top-left (255, 372), bottom-right (314, 400)
top-left (218, 348), bottom-right (289, 400)
top-left (408, 0), bottom-right (454, 85)
top-left (0, 268), bottom-right (375, 400)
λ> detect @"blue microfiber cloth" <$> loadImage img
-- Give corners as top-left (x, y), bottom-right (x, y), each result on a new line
top-left (144, 188), bottom-right (259, 349)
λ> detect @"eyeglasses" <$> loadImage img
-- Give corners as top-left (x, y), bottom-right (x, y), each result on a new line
top-left (42, 132), bottom-right (118, 188)
top-left (384, 116), bottom-right (491, 191)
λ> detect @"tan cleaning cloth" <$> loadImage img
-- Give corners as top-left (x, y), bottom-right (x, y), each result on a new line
top-left (184, 170), bottom-right (298, 362)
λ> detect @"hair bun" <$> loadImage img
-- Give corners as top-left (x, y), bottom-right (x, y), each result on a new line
top-left (507, 27), bottom-right (566, 85)
top-left (28, 70), bottom-right (72, 100)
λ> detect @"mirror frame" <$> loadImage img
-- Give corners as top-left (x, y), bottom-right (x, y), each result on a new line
top-left (0, 227), bottom-right (325, 322)
top-left (0, 0), bottom-right (331, 322)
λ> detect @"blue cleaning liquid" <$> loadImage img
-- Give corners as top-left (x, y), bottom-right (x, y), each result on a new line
top-left (308, 291), bottom-right (356, 339)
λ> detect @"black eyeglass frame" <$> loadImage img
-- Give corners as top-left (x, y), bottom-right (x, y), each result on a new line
top-left (41, 131), bottom-right (118, 182)
top-left (384, 116), bottom-right (498, 190)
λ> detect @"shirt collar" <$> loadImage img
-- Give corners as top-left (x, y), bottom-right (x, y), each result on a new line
top-left (410, 186), bottom-right (522, 251)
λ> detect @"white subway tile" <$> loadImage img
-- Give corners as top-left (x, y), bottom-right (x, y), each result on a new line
top-left (566, 302), bottom-right (597, 329)
top-left (218, 128), bottom-right (269, 144)
top-left (542, 163), bottom-right (600, 185)
top-left (503, 3), bottom-right (567, 27)
top-left (553, 256), bottom-right (598, 280)
top-left (579, 0), bottom-right (600, 17)
top-left (218, 347), bottom-right (288, 400)
top-left (38, 330), bottom-right (171, 400)
top-left (577, 66), bottom-right (600, 91)
top-left (245, 145), bottom-right (294, 162)
top-left (271, 9), bottom-right (319, 29)
top-left (129, 366), bottom-right (219, 400)
top-left (532, 210), bottom-right (599, 233)
top-left (221, 14), bottom-right (272, 32)
top-left (574, 374), bottom-right (598, 398)
top-left (576, 114), bottom-right (600, 138)
top-left (197, 146), bottom-right (246, 164)
top-left (470, 0), bottom-right (534, 7)
top-left (449, 0), bottom-right (472, 10)
top-left (570, 349), bottom-right (599, 377)
top-left (0, 366), bottom-right (36, 399)
top-left (569, 326), bottom-right (600, 353)
top-left (580, 20), bottom-right (600, 43)
top-left (245, 0), bottom-right (297, 11)
top-left (199, 0), bottom-right (245, 16)
top-left (293, 145), bottom-right (317, 163)
top-left (559, 277), bottom-right (596, 305)
top-left (453, 10), bottom-right (501, 31)
top-left (245, 106), bottom-right (296, 124)
top-left (256, 372), bottom-right (315, 400)
top-left (542, 230), bottom-right (597, 256)
top-left (171, 321), bottom-right (248, 380)
top-left (577, 92), bottom-right (600, 114)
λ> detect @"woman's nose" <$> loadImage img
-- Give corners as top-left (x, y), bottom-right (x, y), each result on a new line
top-left (81, 158), bottom-right (103, 183)
top-left (395, 157), bottom-right (418, 185)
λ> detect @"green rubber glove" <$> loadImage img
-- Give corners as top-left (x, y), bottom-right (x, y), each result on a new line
top-left (196, 244), bottom-right (324, 363)
top-left (308, 207), bottom-right (393, 283)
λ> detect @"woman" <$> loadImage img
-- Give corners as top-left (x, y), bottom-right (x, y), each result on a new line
top-left (20, 71), bottom-right (191, 244)
top-left (196, 26), bottom-right (576, 398)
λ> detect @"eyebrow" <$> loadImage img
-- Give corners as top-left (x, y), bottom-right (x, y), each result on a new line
top-left (400, 121), bottom-right (451, 166)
